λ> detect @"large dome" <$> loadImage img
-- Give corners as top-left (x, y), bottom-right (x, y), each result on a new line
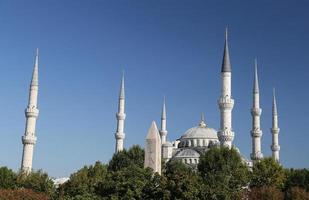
top-left (181, 125), bottom-right (217, 140)
top-left (178, 116), bottom-right (219, 148)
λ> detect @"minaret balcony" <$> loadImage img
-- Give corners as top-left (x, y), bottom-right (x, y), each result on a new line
top-left (115, 132), bottom-right (125, 139)
top-left (271, 144), bottom-right (280, 151)
top-left (251, 129), bottom-right (262, 137)
top-left (270, 128), bottom-right (280, 134)
top-left (218, 97), bottom-right (234, 109)
top-left (25, 107), bottom-right (39, 117)
top-left (250, 152), bottom-right (263, 160)
top-left (22, 135), bottom-right (37, 145)
top-left (160, 130), bottom-right (167, 137)
top-left (218, 129), bottom-right (234, 142)
top-left (116, 113), bottom-right (126, 120)
top-left (251, 108), bottom-right (262, 115)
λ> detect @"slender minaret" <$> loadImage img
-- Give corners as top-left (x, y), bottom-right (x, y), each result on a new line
top-left (159, 97), bottom-right (167, 144)
top-left (250, 59), bottom-right (263, 162)
top-left (217, 28), bottom-right (235, 148)
top-left (115, 73), bottom-right (126, 153)
top-left (271, 88), bottom-right (280, 162)
top-left (21, 48), bottom-right (40, 174)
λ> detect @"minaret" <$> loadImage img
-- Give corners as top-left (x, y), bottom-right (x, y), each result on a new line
top-left (21, 48), bottom-right (40, 174)
top-left (217, 28), bottom-right (235, 148)
top-left (115, 73), bottom-right (126, 153)
top-left (250, 59), bottom-right (263, 162)
top-left (159, 97), bottom-right (167, 144)
top-left (271, 88), bottom-right (280, 162)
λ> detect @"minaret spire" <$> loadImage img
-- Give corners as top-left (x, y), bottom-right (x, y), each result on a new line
top-left (271, 88), bottom-right (280, 162)
top-left (159, 97), bottom-right (167, 144)
top-left (250, 59), bottom-right (263, 163)
top-left (21, 49), bottom-right (40, 174)
top-left (221, 27), bottom-right (232, 72)
top-left (218, 28), bottom-right (235, 148)
top-left (115, 72), bottom-right (126, 153)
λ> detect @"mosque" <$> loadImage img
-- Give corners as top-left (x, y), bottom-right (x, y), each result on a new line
top-left (19, 30), bottom-right (280, 175)
top-left (113, 30), bottom-right (281, 173)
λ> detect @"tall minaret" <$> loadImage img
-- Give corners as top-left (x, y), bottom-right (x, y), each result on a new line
top-left (115, 73), bottom-right (126, 153)
top-left (21, 48), bottom-right (40, 174)
top-left (217, 28), bottom-right (235, 148)
top-left (159, 97), bottom-right (167, 144)
top-left (271, 88), bottom-right (280, 162)
top-left (250, 59), bottom-right (263, 162)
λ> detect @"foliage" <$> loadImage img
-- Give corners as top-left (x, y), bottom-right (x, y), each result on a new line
top-left (16, 170), bottom-right (55, 196)
top-left (248, 186), bottom-right (284, 200)
top-left (96, 164), bottom-right (153, 199)
top-left (164, 160), bottom-right (204, 199)
top-left (285, 168), bottom-right (309, 191)
top-left (108, 145), bottom-right (144, 171)
top-left (58, 161), bottom-right (107, 199)
top-left (0, 188), bottom-right (50, 200)
top-left (250, 157), bottom-right (286, 189)
top-left (0, 167), bottom-right (17, 189)
top-left (198, 147), bottom-right (250, 200)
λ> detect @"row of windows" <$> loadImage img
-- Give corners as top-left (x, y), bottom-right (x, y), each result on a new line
top-left (178, 139), bottom-right (217, 148)
top-left (182, 158), bottom-right (199, 164)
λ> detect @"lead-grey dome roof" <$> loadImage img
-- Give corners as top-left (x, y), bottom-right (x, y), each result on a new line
top-left (180, 118), bottom-right (218, 140)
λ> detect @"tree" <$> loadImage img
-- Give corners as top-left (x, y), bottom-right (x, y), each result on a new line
top-left (0, 167), bottom-right (16, 189)
top-left (285, 168), bottom-right (309, 191)
top-left (250, 157), bottom-right (286, 189)
top-left (248, 186), bottom-right (284, 200)
top-left (164, 160), bottom-right (203, 199)
top-left (198, 147), bottom-right (250, 200)
top-left (58, 161), bottom-right (107, 199)
top-left (0, 188), bottom-right (50, 200)
top-left (16, 170), bottom-right (55, 196)
top-left (96, 164), bottom-right (153, 199)
top-left (108, 145), bottom-right (144, 171)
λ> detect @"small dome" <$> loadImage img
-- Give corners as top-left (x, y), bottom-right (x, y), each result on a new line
top-left (174, 148), bottom-right (200, 158)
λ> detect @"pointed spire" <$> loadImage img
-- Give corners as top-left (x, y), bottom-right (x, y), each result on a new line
top-left (161, 96), bottom-right (166, 120)
top-left (119, 71), bottom-right (125, 99)
top-left (272, 88), bottom-right (278, 116)
top-left (199, 112), bottom-right (206, 127)
top-left (31, 48), bottom-right (39, 86)
top-left (253, 58), bottom-right (259, 93)
top-left (221, 27), bottom-right (232, 72)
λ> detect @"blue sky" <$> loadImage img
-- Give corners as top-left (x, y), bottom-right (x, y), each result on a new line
top-left (0, 0), bottom-right (308, 177)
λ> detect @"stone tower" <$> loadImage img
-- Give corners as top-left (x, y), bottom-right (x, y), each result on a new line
top-left (21, 48), bottom-right (40, 174)
top-left (217, 29), bottom-right (235, 148)
top-left (144, 121), bottom-right (161, 174)
top-left (159, 97), bottom-right (167, 144)
top-left (271, 88), bottom-right (280, 162)
top-left (250, 59), bottom-right (263, 162)
top-left (115, 73), bottom-right (126, 153)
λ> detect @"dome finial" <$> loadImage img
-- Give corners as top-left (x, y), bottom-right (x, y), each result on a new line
top-left (199, 113), bottom-right (206, 127)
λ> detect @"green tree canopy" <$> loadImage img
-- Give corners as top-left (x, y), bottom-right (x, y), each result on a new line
top-left (0, 167), bottom-right (16, 189)
top-left (198, 147), bottom-right (250, 200)
top-left (250, 157), bottom-right (286, 189)
top-left (108, 145), bottom-right (144, 172)
top-left (58, 161), bottom-right (107, 199)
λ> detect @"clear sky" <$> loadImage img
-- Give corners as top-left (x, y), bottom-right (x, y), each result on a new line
top-left (0, 0), bottom-right (308, 177)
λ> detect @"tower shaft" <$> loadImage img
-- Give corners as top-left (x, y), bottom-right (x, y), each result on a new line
top-left (218, 29), bottom-right (234, 148)
top-left (159, 98), bottom-right (167, 144)
top-left (21, 49), bottom-right (39, 174)
top-left (271, 89), bottom-right (280, 162)
top-left (115, 74), bottom-right (126, 153)
top-left (250, 60), bottom-right (263, 162)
